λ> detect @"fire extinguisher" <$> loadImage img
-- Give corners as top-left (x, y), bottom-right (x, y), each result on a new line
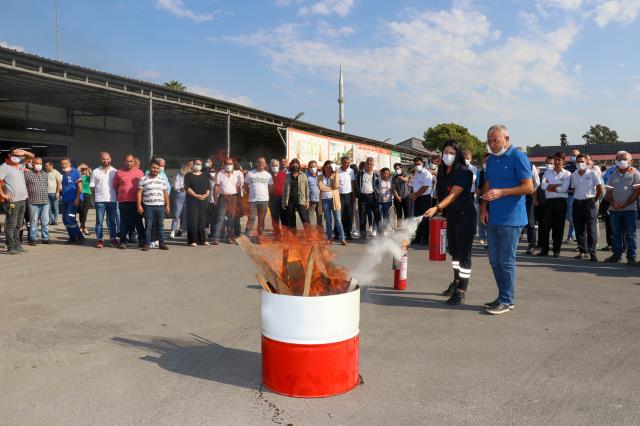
top-left (393, 244), bottom-right (408, 290)
top-left (429, 217), bottom-right (447, 261)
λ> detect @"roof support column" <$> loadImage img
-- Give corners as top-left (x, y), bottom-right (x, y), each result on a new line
top-left (226, 113), bottom-right (231, 158)
top-left (148, 92), bottom-right (154, 162)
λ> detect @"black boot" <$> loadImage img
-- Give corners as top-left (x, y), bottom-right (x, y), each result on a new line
top-left (446, 289), bottom-right (465, 305)
top-left (442, 281), bottom-right (458, 297)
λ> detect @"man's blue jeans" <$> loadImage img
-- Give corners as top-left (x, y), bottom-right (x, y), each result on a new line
top-left (610, 210), bottom-right (637, 259)
top-left (95, 201), bottom-right (118, 241)
top-left (61, 200), bottom-right (83, 239)
top-left (487, 224), bottom-right (523, 305)
top-left (566, 194), bottom-right (575, 239)
top-left (28, 203), bottom-right (50, 241)
top-left (48, 193), bottom-right (59, 223)
top-left (144, 204), bottom-right (166, 245)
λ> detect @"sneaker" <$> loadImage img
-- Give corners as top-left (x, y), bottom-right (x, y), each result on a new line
top-left (7, 248), bottom-right (20, 255)
top-left (28, 240), bottom-right (37, 247)
top-left (371, 228), bottom-right (377, 237)
top-left (589, 254), bottom-right (598, 262)
top-left (442, 282), bottom-right (457, 297)
top-left (483, 299), bottom-right (515, 310)
top-left (446, 290), bottom-right (465, 306)
top-left (211, 240), bottom-right (219, 245)
top-left (486, 303), bottom-right (512, 315)
top-left (525, 247), bottom-right (534, 255)
top-left (15, 245), bottom-right (27, 253)
top-left (535, 251), bottom-right (548, 257)
top-left (41, 240), bottom-right (50, 245)
top-left (159, 244), bottom-right (169, 250)
top-left (170, 231), bottom-right (176, 239)
top-left (142, 245), bottom-right (150, 251)
top-left (119, 243), bottom-right (127, 250)
top-left (573, 253), bottom-right (585, 260)
top-left (109, 239), bottom-right (119, 248)
top-left (96, 240), bottom-right (104, 249)
top-left (628, 258), bottom-right (640, 267)
top-left (149, 241), bottom-right (157, 249)
top-left (604, 255), bottom-right (620, 263)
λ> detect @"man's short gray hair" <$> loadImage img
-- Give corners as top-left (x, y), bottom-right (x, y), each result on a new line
top-left (487, 124), bottom-right (508, 138)
top-left (270, 158), bottom-right (279, 167)
top-left (366, 157), bottom-right (375, 163)
top-left (616, 150), bottom-right (631, 159)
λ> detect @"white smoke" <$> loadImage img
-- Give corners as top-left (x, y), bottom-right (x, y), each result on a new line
top-left (350, 217), bottom-right (424, 285)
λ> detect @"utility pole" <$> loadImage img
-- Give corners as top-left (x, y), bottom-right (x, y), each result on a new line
top-left (54, 0), bottom-right (60, 60)
top-left (338, 66), bottom-right (345, 133)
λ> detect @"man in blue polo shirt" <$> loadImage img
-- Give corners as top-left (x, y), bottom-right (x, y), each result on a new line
top-left (480, 125), bottom-right (534, 315)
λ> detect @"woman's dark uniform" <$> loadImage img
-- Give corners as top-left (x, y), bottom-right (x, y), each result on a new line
top-left (438, 165), bottom-right (477, 297)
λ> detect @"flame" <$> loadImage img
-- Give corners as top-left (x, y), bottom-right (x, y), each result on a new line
top-left (251, 227), bottom-right (350, 296)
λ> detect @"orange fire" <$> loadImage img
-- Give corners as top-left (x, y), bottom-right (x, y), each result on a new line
top-left (244, 227), bottom-right (351, 296)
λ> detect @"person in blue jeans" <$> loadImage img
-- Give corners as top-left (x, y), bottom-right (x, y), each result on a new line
top-left (59, 158), bottom-right (85, 244)
top-left (480, 125), bottom-right (534, 315)
top-left (318, 161), bottom-right (347, 245)
top-left (45, 161), bottom-right (61, 225)
top-left (137, 159), bottom-right (170, 251)
top-left (603, 151), bottom-right (640, 266)
top-left (378, 168), bottom-right (393, 232)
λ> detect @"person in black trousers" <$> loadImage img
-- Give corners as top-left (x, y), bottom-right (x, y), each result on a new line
top-left (538, 152), bottom-right (571, 257)
top-left (410, 157), bottom-right (433, 245)
top-left (184, 158), bottom-right (211, 247)
top-left (355, 157), bottom-right (382, 239)
top-left (392, 163), bottom-right (412, 223)
top-left (425, 140), bottom-right (477, 306)
top-left (337, 156), bottom-right (355, 239)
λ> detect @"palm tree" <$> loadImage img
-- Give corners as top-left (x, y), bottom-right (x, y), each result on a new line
top-left (163, 80), bottom-right (186, 91)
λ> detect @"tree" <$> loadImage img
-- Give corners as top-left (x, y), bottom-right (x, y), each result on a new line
top-left (163, 80), bottom-right (186, 91)
top-left (423, 123), bottom-right (486, 163)
top-left (582, 125), bottom-right (619, 144)
top-left (560, 133), bottom-right (568, 146)
top-left (526, 143), bottom-right (542, 154)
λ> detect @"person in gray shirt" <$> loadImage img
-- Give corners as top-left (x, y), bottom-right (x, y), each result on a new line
top-left (0, 147), bottom-right (35, 254)
top-left (603, 151), bottom-right (640, 266)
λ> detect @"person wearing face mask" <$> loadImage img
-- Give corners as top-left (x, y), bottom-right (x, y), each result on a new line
top-left (45, 161), bottom-right (62, 225)
top-left (24, 156), bottom-right (51, 247)
top-left (244, 157), bottom-right (273, 241)
top-left (391, 163), bottom-right (412, 224)
top-left (77, 164), bottom-right (93, 236)
top-left (355, 157), bottom-right (382, 239)
top-left (268, 159), bottom-right (286, 240)
top-left (306, 160), bottom-right (323, 229)
top-left (538, 152), bottom-right (571, 258)
top-left (533, 156), bottom-right (554, 251)
top-left (60, 157), bottom-right (86, 245)
top-left (476, 152), bottom-right (490, 247)
top-left (523, 161), bottom-right (541, 255)
top-left (143, 157), bottom-right (170, 248)
top-left (0, 148), bottom-right (34, 254)
top-left (283, 158), bottom-right (310, 233)
top-left (410, 156), bottom-right (432, 246)
top-left (184, 158), bottom-right (211, 247)
top-left (570, 154), bottom-right (603, 262)
top-left (170, 161), bottom-right (192, 239)
top-left (318, 161), bottom-right (347, 245)
top-left (563, 148), bottom-right (581, 243)
top-left (90, 152), bottom-right (119, 248)
top-left (206, 165), bottom-right (218, 239)
top-left (212, 157), bottom-right (244, 244)
top-left (425, 141), bottom-right (477, 306)
top-left (603, 151), bottom-right (640, 265)
top-left (480, 124), bottom-right (533, 315)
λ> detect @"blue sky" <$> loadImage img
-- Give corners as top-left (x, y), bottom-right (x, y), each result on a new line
top-left (1, 0), bottom-right (639, 148)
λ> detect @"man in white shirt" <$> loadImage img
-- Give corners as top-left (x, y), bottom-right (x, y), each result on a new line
top-left (245, 157), bottom-right (273, 239)
top-left (338, 156), bottom-right (356, 240)
top-left (571, 154), bottom-right (603, 261)
top-left (137, 159), bottom-right (170, 251)
top-left (537, 152), bottom-right (572, 257)
top-left (90, 151), bottom-right (119, 248)
top-left (410, 156), bottom-right (432, 245)
top-left (212, 157), bottom-right (244, 244)
top-left (525, 163), bottom-right (541, 254)
top-left (463, 151), bottom-right (478, 194)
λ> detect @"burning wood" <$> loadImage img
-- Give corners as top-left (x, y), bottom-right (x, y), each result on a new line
top-left (236, 230), bottom-right (353, 296)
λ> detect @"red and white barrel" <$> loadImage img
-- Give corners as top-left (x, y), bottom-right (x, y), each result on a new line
top-left (261, 287), bottom-right (360, 398)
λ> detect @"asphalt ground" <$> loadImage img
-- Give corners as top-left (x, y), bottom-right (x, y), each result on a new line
top-left (1, 213), bottom-right (639, 425)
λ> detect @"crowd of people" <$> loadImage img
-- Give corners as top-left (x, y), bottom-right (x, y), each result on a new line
top-left (1, 124), bottom-right (639, 313)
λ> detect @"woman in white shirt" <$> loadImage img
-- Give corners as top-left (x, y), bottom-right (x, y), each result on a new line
top-left (317, 161), bottom-right (347, 245)
top-left (378, 167), bottom-right (393, 232)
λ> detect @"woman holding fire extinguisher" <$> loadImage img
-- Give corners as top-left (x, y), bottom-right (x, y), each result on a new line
top-left (425, 141), bottom-right (477, 305)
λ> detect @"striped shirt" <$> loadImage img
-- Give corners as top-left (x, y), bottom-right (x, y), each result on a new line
top-left (24, 169), bottom-right (50, 205)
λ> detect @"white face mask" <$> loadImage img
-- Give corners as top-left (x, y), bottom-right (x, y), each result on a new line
top-left (616, 160), bottom-right (629, 169)
top-left (34, 164), bottom-right (43, 171)
top-left (310, 167), bottom-right (317, 174)
top-left (271, 166), bottom-right (279, 173)
top-left (546, 163), bottom-right (553, 169)
top-left (331, 164), bottom-right (338, 172)
top-left (10, 156), bottom-right (22, 164)
top-left (415, 164), bottom-right (424, 172)
top-left (492, 144), bottom-right (508, 156)
top-left (209, 171), bottom-right (216, 178)
top-left (577, 162), bottom-right (587, 171)
top-left (225, 164), bottom-right (234, 172)
top-left (62, 167), bottom-right (71, 173)
top-left (442, 154), bottom-right (455, 166)
top-left (465, 159), bottom-right (471, 166)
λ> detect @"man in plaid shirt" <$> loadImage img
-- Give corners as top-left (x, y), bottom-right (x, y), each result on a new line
top-left (24, 157), bottom-right (51, 245)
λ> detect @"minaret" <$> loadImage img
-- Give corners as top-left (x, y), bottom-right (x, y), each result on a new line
top-left (338, 66), bottom-right (345, 133)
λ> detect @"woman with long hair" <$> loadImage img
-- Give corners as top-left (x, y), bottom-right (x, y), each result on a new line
top-left (170, 160), bottom-right (192, 238)
top-left (425, 141), bottom-right (477, 305)
top-left (317, 161), bottom-right (347, 245)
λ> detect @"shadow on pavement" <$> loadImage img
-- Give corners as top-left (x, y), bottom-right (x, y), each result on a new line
top-left (361, 287), bottom-right (484, 312)
top-left (111, 334), bottom-right (260, 390)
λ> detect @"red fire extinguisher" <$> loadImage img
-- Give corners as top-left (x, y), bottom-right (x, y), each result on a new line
top-left (393, 248), bottom-right (408, 290)
top-left (429, 217), bottom-right (447, 261)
